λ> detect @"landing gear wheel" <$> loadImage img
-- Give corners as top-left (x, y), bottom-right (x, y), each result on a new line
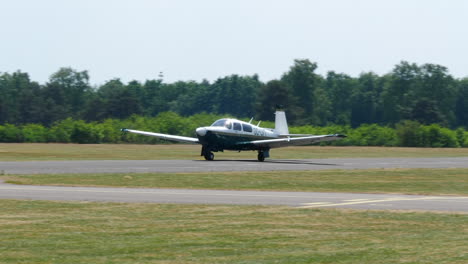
top-left (257, 152), bottom-right (265, 162)
top-left (204, 151), bottom-right (214, 161)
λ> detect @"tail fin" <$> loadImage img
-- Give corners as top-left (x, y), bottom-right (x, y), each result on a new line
top-left (274, 110), bottom-right (289, 135)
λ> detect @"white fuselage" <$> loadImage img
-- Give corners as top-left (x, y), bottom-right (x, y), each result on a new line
top-left (195, 118), bottom-right (279, 151)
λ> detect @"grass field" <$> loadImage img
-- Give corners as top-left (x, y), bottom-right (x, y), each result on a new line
top-left (4, 168), bottom-right (468, 196)
top-left (2, 143), bottom-right (468, 161)
top-left (1, 200), bottom-right (467, 264)
top-left (2, 144), bottom-right (468, 263)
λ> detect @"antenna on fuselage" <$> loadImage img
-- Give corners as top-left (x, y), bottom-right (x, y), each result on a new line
top-left (257, 121), bottom-right (262, 127)
top-left (248, 117), bottom-right (254, 124)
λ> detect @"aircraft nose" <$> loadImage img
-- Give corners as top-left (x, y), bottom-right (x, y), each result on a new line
top-left (196, 127), bottom-right (207, 137)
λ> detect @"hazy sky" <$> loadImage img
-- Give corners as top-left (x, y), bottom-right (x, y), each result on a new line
top-left (2, 0), bottom-right (468, 85)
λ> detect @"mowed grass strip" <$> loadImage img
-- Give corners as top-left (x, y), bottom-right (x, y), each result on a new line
top-left (4, 168), bottom-right (468, 196)
top-left (2, 143), bottom-right (468, 161)
top-left (1, 200), bottom-right (466, 264)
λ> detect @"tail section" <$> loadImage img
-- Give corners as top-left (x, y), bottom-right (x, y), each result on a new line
top-left (274, 110), bottom-right (289, 135)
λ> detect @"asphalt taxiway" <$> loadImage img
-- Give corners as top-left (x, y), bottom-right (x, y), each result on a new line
top-left (0, 182), bottom-right (467, 212)
top-left (2, 157), bottom-right (468, 174)
top-left (1, 157), bottom-right (467, 212)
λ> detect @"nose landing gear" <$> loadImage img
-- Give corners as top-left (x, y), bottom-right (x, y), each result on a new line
top-left (201, 146), bottom-right (214, 161)
top-left (204, 151), bottom-right (214, 161)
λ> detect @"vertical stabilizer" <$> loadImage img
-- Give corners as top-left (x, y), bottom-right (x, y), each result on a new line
top-left (275, 110), bottom-right (289, 135)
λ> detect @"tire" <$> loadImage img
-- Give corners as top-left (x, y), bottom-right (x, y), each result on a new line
top-left (204, 152), bottom-right (214, 161)
top-left (257, 152), bottom-right (265, 162)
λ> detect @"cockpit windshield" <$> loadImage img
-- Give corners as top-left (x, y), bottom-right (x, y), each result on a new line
top-left (210, 119), bottom-right (232, 129)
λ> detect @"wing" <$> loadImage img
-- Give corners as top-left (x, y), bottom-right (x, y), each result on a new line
top-left (246, 134), bottom-right (346, 149)
top-left (122, 129), bottom-right (199, 144)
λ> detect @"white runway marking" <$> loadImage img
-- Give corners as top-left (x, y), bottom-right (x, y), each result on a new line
top-left (299, 197), bottom-right (468, 209)
top-left (301, 202), bottom-right (332, 206)
top-left (344, 199), bottom-right (370, 202)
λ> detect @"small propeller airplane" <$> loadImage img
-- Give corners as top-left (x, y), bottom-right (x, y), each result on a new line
top-left (122, 109), bottom-right (346, 161)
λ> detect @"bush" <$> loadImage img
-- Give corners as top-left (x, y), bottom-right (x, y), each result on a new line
top-left (96, 119), bottom-right (123, 143)
top-left (47, 118), bottom-right (76, 143)
top-left (396, 120), bottom-right (423, 147)
top-left (1, 113), bottom-right (466, 147)
top-left (0, 124), bottom-right (23, 142)
top-left (420, 124), bottom-right (459, 148)
top-left (350, 124), bottom-right (398, 146)
top-left (70, 120), bottom-right (103, 144)
top-left (22, 124), bottom-right (48, 143)
top-left (456, 128), bottom-right (466, 147)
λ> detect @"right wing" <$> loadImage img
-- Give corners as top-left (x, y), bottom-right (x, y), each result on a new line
top-left (122, 129), bottom-right (199, 144)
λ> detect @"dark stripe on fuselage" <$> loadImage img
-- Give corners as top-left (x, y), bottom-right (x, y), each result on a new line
top-left (197, 131), bottom-right (275, 151)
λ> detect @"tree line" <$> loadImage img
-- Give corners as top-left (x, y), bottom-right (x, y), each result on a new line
top-left (1, 59), bottom-right (468, 129)
top-left (0, 113), bottom-right (466, 147)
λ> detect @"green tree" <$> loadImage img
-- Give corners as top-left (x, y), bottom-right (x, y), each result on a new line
top-left (416, 64), bottom-right (457, 126)
top-left (212, 75), bottom-right (261, 117)
top-left (168, 81), bottom-right (213, 116)
top-left (0, 71), bottom-right (44, 124)
top-left (381, 61), bottom-right (421, 124)
top-left (255, 80), bottom-right (301, 122)
top-left (381, 62), bottom-right (456, 126)
top-left (95, 79), bottom-right (142, 119)
top-left (142, 79), bottom-right (164, 116)
top-left (281, 59), bottom-right (320, 124)
top-left (42, 68), bottom-right (92, 123)
top-left (311, 86), bottom-right (332, 126)
top-left (410, 98), bottom-right (444, 125)
top-left (455, 78), bottom-right (468, 127)
top-left (351, 72), bottom-right (383, 126)
top-left (325, 71), bottom-right (356, 125)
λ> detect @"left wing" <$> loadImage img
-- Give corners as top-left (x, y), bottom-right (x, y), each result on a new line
top-left (122, 129), bottom-right (199, 144)
top-left (246, 134), bottom-right (346, 149)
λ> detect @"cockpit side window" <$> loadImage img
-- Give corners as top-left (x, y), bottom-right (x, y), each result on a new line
top-left (233, 122), bottom-right (242, 131)
top-left (225, 121), bottom-right (232, 129)
top-left (242, 124), bottom-right (252, 132)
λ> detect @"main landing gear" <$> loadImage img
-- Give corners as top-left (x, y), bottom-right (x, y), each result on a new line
top-left (202, 146), bottom-right (269, 162)
top-left (257, 152), bottom-right (265, 162)
top-left (257, 149), bottom-right (269, 162)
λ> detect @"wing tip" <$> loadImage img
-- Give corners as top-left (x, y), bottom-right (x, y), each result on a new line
top-left (333, 134), bottom-right (347, 138)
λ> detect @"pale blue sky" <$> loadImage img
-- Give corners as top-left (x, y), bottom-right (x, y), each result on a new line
top-left (2, 0), bottom-right (468, 85)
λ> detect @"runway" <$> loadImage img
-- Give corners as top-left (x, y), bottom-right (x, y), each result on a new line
top-left (0, 181), bottom-right (467, 212)
top-left (1, 157), bottom-right (467, 212)
top-left (2, 157), bottom-right (468, 174)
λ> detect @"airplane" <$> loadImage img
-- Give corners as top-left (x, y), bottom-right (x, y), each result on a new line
top-left (121, 109), bottom-right (346, 161)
